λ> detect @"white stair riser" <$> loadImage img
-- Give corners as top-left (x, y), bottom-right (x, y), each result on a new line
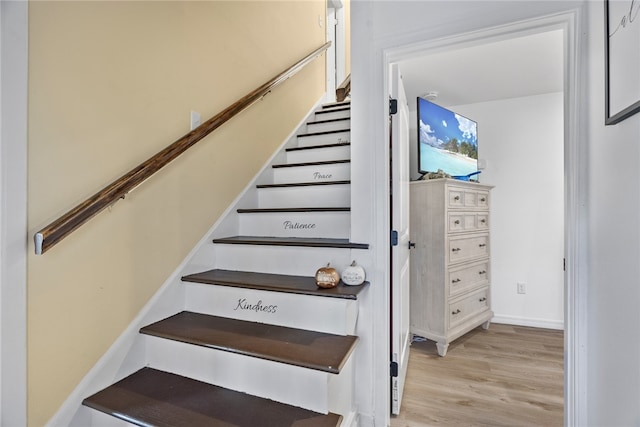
top-left (86, 408), bottom-right (135, 426)
top-left (144, 335), bottom-right (334, 414)
top-left (185, 283), bottom-right (358, 335)
top-left (307, 118), bottom-right (351, 133)
top-left (272, 163), bottom-right (350, 184)
top-left (297, 131), bottom-right (350, 147)
top-left (239, 211), bottom-right (350, 238)
top-left (329, 356), bottom-right (355, 420)
top-left (315, 109), bottom-right (350, 121)
top-left (211, 244), bottom-right (357, 277)
top-left (258, 184), bottom-right (350, 208)
top-left (286, 144), bottom-right (350, 163)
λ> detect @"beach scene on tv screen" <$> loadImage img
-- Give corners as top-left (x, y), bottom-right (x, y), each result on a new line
top-left (419, 99), bottom-right (478, 176)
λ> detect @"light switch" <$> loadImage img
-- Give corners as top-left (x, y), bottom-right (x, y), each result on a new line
top-left (190, 111), bottom-right (201, 131)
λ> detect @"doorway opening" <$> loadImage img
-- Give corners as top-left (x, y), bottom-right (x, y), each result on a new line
top-left (383, 10), bottom-right (583, 425)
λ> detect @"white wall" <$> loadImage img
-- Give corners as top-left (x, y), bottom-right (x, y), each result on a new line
top-left (0, 1), bottom-right (28, 425)
top-left (352, 1), bottom-right (640, 426)
top-left (454, 93), bottom-right (565, 329)
top-left (584, 1), bottom-right (640, 425)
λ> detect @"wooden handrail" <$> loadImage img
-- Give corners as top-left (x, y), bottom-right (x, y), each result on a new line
top-left (34, 42), bottom-right (331, 255)
top-left (336, 73), bottom-right (351, 102)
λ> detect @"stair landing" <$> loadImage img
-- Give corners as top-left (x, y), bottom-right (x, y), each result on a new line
top-left (83, 367), bottom-right (343, 427)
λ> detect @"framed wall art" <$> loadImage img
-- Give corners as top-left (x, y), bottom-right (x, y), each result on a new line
top-left (605, 0), bottom-right (640, 125)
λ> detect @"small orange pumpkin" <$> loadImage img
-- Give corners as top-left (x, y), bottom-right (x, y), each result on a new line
top-left (315, 263), bottom-right (340, 289)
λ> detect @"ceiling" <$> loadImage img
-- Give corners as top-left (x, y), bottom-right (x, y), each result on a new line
top-left (398, 29), bottom-right (564, 110)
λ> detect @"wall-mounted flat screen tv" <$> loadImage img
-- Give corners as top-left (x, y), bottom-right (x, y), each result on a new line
top-left (417, 97), bottom-right (478, 178)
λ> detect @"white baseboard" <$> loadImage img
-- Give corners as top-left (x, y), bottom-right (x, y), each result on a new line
top-left (355, 412), bottom-right (373, 427)
top-left (492, 314), bottom-right (564, 330)
top-left (341, 411), bottom-right (359, 427)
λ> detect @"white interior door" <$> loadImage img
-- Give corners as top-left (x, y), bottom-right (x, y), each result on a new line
top-left (390, 63), bottom-right (411, 415)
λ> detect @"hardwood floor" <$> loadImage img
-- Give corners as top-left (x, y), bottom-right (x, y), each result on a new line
top-left (391, 324), bottom-right (564, 427)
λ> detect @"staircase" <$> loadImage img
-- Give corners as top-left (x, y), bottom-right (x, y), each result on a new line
top-left (81, 100), bottom-right (369, 426)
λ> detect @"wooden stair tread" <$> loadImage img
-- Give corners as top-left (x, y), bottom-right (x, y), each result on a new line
top-left (182, 268), bottom-right (367, 299)
top-left (212, 236), bottom-right (369, 249)
top-left (237, 207), bottom-right (350, 213)
top-left (286, 142), bottom-right (350, 152)
top-left (307, 117), bottom-right (350, 126)
top-left (273, 159), bottom-right (349, 168)
top-left (322, 100), bottom-right (350, 109)
top-left (140, 311), bottom-right (358, 373)
top-left (318, 106), bottom-right (350, 114)
top-left (297, 128), bottom-right (349, 138)
top-left (83, 367), bottom-right (343, 427)
top-left (256, 180), bottom-right (349, 189)
top-left (316, 106), bottom-right (349, 113)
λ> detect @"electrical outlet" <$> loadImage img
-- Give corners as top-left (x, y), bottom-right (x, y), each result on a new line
top-left (517, 282), bottom-right (526, 294)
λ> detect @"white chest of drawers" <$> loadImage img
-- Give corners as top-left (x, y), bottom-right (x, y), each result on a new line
top-left (409, 178), bottom-right (494, 356)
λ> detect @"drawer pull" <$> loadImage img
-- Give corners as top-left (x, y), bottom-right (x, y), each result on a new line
top-left (478, 270), bottom-right (487, 275)
top-left (452, 248), bottom-right (461, 253)
top-left (454, 196), bottom-right (460, 201)
top-left (452, 278), bottom-right (461, 283)
top-left (479, 297), bottom-right (487, 302)
top-left (452, 309), bottom-right (461, 315)
top-left (479, 243), bottom-right (487, 248)
top-left (480, 219), bottom-right (486, 224)
top-left (480, 197), bottom-right (486, 202)
top-left (454, 220), bottom-right (460, 225)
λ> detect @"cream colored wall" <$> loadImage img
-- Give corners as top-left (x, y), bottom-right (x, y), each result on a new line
top-left (27, 1), bottom-right (326, 425)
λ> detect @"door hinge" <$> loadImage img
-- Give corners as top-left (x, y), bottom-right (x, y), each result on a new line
top-left (389, 98), bottom-right (398, 115)
top-left (390, 361), bottom-right (398, 377)
top-left (391, 230), bottom-right (398, 246)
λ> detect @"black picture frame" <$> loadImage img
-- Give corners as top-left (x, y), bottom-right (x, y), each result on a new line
top-left (604, 0), bottom-right (640, 125)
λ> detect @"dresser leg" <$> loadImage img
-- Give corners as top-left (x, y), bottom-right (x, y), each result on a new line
top-left (482, 320), bottom-right (491, 330)
top-left (436, 342), bottom-right (449, 357)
